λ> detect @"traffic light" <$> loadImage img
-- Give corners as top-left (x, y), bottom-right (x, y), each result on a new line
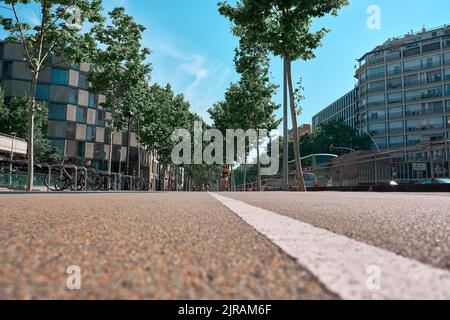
top-left (222, 165), bottom-right (230, 178)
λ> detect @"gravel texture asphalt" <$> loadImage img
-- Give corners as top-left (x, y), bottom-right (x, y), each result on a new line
top-left (222, 192), bottom-right (450, 271)
top-left (0, 193), bottom-right (336, 300)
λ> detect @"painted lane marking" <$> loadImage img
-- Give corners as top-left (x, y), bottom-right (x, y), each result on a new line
top-left (209, 192), bottom-right (450, 300)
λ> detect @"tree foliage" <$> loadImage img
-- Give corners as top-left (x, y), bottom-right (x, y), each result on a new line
top-left (218, 0), bottom-right (349, 191)
top-left (0, 0), bottom-right (103, 190)
top-left (0, 89), bottom-right (62, 163)
top-left (88, 6), bottom-right (151, 172)
top-left (299, 119), bottom-right (372, 157)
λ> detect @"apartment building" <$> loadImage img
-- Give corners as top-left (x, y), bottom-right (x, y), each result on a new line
top-left (355, 25), bottom-right (450, 149)
top-left (0, 40), bottom-right (146, 174)
top-left (312, 88), bottom-right (359, 129)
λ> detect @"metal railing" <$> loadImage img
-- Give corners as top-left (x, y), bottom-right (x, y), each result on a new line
top-left (330, 139), bottom-right (450, 187)
top-left (0, 160), bottom-right (150, 192)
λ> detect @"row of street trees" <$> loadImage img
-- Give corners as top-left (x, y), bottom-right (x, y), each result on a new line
top-left (208, 43), bottom-right (280, 191)
top-left (217, 0), bottom-right (350, 191)
top-left (0, 1), bottom-right (210, 191)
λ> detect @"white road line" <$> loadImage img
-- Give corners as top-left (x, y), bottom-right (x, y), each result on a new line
top-left (209, 192), bottom-right (450, 300)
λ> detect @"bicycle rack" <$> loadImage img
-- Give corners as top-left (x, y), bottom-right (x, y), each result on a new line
top-left (76, 166), bottom-right (88, 191)
top-left (110, 172), bottom-right (122, 191)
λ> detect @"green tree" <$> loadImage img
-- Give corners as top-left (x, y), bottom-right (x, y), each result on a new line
top-left (88, 6), bottom-right (151, 174)
top-left (140, 84), bottom-right (191, 190)
top-left (209, 43), bottom-right (280, 191)
top-left (218, 0), bottom-right (349, 191)
top-left (0, 89), bottom-right (62, 163)
top-left (299, 119), bottom-right (372, 158)
top-left (0, 0), bottom-right (103, 191)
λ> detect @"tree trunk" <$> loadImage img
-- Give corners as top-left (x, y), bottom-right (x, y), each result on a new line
top-left (26, 72), bottom-right (39, 192)
top-left (243, 153), bottom-right (248, 192)
top-left (285, 54), bottom-right (306, 192)
top-left (283, 57), bottom-right (289, 191)
top-left (108, 122), bottom-right (115, 174)
top-left (137, 120), bottom-right (141, 178)
top-left (231, 166), bottom-right (236, 192)
top-left (256, 129), bottom-right (262, 192)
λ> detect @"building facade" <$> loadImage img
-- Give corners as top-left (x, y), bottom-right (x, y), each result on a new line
top-left (312, 88), bottom-right (358, 129)
top-left (355, 25), bottom-right (450, 149)
top-left (0, 40), bottom-right (145, 174)
top-left (288, 124), bottom-right (311, 138)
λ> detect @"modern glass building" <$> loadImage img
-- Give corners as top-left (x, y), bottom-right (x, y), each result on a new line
top-left (312, 88), bottom-right (359, 129)
top-left (0, 40), bottom-right (143, 173)
top-left (356, 25), bottom-right (450, 149)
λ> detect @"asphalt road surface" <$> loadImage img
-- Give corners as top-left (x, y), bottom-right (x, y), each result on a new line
top-left (0, 191), bottom-right (449, 299)
top-left (0, 193), bottom-right (334, 300)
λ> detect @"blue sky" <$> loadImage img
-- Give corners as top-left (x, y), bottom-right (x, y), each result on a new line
top-left (3, 0), bottom-right (450, 128)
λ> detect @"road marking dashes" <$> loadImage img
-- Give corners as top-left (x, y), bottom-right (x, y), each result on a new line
top-left (210, 192), bottom-right (450, 300)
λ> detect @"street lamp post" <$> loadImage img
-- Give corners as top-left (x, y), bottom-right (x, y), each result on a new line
top-left (124, 110), bottom-right (134, 176)
top-left (9, 132), bottom-right (17, 187)
top-left (118, 148), bottom-right (123, 174)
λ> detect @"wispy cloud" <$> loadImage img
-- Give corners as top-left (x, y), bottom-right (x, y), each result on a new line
top-left (152, 41), bottom-right (232, 122)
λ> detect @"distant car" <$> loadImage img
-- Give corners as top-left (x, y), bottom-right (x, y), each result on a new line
top-left (417, 178), bottom-right (450, 185)
top-left (303, 173), bottom-right (319, 189)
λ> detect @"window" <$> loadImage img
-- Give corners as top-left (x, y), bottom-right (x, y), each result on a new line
top-left (388, 106), bottom-right (403, 118)
top-left (407, 135), bottom-right (422, 146)
top-left (404, 101), bottom-right (443, 115)
top-left (447, 116), bottom-right (450, 128)
top-left (387, 77), bottom-right (402, 89)
top-left (404, 55), bottom-right (440, 72)
top-left (369, 109), bottom-right (386, 120)
top-left (104, 128), bottom-right (111, 144)
top-left (48, 103), bottom-right (66, 120)
top-left (50, 139), bottom-right (65, 154)
top-left (78, 73), bottom-right (89, 90)
top-left (407, 117), bottom-right (444, 131)
top-left (47, 121), bottom-right (67, 138)
top-left (368, 80), bottom-right (385, 93)
top-left (368, 52), bottom-right (384, 64)
top-left (359, 71), bottom-right (366, 82)
top-left (36, 84), bottom-right (50, 101)
top-left (422, 42), bottom-right (440, 53)
top-left (367, 66), bottom-right (385, 79)
top-left (96, 111), bottom-right (105, 126)
top-left (94, 144), bottom-right (105, 160)
top-left (76, 141), bottom-right (86, 158)
top-left (403, 46), bottom-right (420, 57)
top-left (389, 121), bottom-right (404, 133)
top-left (86, 126), bottom-right (96, 142)
top-left (404, 87), bottom-right (442, 102)
top-left (67, 123), bottom-right (76, 139)
top-left (88, 92), bottom-right (95, 108)
top-left (2, 61), bottom-right (13, 79)
top-left (386, 50), bottom-right (401, 61)
top-left (387, 92), bottom-right (402, 104)
top-left (446, 84), bottom-right (450, 96)
top-left (421, 70), bottom-right (442, 84)
top-left (76, 107), bottom-right (87, 124)
top-left (387, 63), bottom-right (401, 75)
top-left (0, 42), bottom-right (4, 59)
top-left (51, 68), bottom-right (69, 85)
top-left (445, 68), bottom-right (450, 80)
top-left (389, 136), bottom-right (404, 148)
top-left (68, 88), bottom-right (78, 104)
top-left (367, 94), bottom-right (385, 106)
top-left (404, 74), bottom-right (419, 87)
top-left (444, 52), bottom-right (450, 65)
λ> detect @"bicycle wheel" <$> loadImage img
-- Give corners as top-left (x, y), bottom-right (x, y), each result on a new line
top-left (45, 171), bottom-right (68, 191)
